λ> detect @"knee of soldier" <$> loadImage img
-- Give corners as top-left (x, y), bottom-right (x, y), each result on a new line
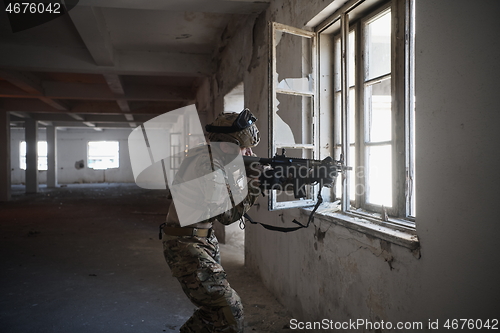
top-left (222, 293), bottom-right (244, 332)
top-left (197, 270), bottom-right (231, 298)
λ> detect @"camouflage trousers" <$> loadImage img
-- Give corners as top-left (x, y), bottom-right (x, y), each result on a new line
top-left (163, 232), bottom-right (244, 333)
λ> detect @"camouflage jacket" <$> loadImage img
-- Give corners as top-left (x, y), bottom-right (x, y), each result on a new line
top-left (166, 144), bottom-right (260, 227)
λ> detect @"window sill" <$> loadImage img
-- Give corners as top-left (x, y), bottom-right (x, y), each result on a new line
top-left (301, 203), bottom-right (420, 250)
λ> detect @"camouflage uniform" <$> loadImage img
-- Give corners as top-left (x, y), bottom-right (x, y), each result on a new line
top-left (163, 143), bottom-right (259, 333)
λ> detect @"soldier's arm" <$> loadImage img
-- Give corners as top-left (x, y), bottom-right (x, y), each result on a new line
top-left (216, 178), bottom-right (260, 226)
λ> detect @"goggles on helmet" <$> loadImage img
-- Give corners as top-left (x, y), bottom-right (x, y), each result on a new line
top-left (205, 108), bottom-right (257, 134)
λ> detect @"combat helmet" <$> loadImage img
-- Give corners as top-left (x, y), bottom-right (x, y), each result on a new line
top-left (205, 108), bottom-right (260, 148)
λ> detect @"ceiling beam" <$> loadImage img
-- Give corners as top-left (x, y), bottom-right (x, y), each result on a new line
top-left (103, 74), bottom-right (125, 95)
top-left (67, 112), bottom-right (96, 128)
top-left (0, 81), bottom-right (196, 101)
top-left (102, 73), bottom-right (136, 127)
top-left (102, 75), bottom-right (132, 112)
top-left (0, 44), bottom-right (214, 76)
top-left (116, 100), bottom-right (131, 112)
top-left (74, 0), bottom-right (269, 15)
top-left (50, 121), bottom-right (134, 129)
top-left (66, 5), bottom-right (114, 66)
top-left (30, 113), bottom-right (154, 123)
top-left (9, 111), bottom-right (30, 118)
top-left (38, 97), bottom-right (70, 111)
top-left (2, 99), bottom-right (189, 115)
top-left (67, 113), bottom-right (84, 121)
top-left (0, 69), bottom-right (43, 94)
top-left (30, 114), bottom-right (76, 122)
top-left (9, 114), bottom-right (24, 121)
top-left (0, 69), bottom-right (70, 111)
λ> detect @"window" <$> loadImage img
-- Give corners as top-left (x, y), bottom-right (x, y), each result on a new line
top-left (87, 141), bottom-right (119, 170)
top-left (269, 0), bottom-right (415, 230)
top-left (20, 141), bottom-right (47, 171)
top-left (318, 0), bottom-right (415, 223)
top-left (269, 22), bottom-right (317, 210)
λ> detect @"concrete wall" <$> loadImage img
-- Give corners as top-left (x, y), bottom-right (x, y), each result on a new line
top-left (413, 0), bottom-right (500, 321)
top-left (11, 128), bottom-right (135, 184)
top-left (197, 0), bottom-right (500, 328)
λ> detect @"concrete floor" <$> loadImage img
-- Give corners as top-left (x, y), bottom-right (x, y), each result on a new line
top-left (0, 183), bottom-right (298, 333)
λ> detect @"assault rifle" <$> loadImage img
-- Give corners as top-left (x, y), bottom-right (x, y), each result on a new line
top-left (243, 149), bottom-right (349, 199)
top-left (240, 149), bottom-right (350, 233)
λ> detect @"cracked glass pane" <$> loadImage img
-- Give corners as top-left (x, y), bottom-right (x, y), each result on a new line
top-left (276, 93), bottom-right (313, 145)
top-left (275, 32), bottom-right (312, 92)
top-left (274, 29), bottom-right (314, 146)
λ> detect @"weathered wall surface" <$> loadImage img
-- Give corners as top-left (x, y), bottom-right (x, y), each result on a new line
top-left (11, 128), bottom-right (135, 184)
top-left (413, 0), bottom-right (500, 321)
top-left (199, 0), bottom-right (500, 328)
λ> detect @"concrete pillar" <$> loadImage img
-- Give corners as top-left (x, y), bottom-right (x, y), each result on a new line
top-left (25, 118), bottom-right (38, 193)
top-left (46, 126), bottom-right (57, 188)
top-left (0, 110), bottom-right (11, 201)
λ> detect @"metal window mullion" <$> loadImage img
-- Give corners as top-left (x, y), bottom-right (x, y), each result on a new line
top-left (406, 0), bottom-right (416, 217)
top-left (392, 0), bottom-right (406, 217)
top-left (312, 23), bottom-right (319, 158)
top-left (354, 20), bottom-right (363, 209)
top-left (269, 21), bottom-right (277, 211)
top-left (358, 17), bottom-right (369, 211)
top-left (340, 12), bottom-right (350, 212)
top-left (404, 0), bottom-right (412, 217)
top-left (410, 0), bottom-right (416, 218)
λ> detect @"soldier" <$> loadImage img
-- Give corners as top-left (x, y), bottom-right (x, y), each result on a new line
top-left (162, 109), bottom-right (261, 333)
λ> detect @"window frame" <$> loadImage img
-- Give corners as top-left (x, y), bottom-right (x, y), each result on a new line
top-left (269, 22), bottom-right (319, 211)
top-left (267, 0), bottom-right (416, 242)
top-left (357, 4), bottom-right (397, 215)
top-left (316, 0), bottom-right (415, 227)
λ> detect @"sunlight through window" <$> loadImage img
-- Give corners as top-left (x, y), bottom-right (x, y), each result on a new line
top-left (87, 141), bottom-right (119, 170)
top-left (20, 141), bottom-right (47, 171)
